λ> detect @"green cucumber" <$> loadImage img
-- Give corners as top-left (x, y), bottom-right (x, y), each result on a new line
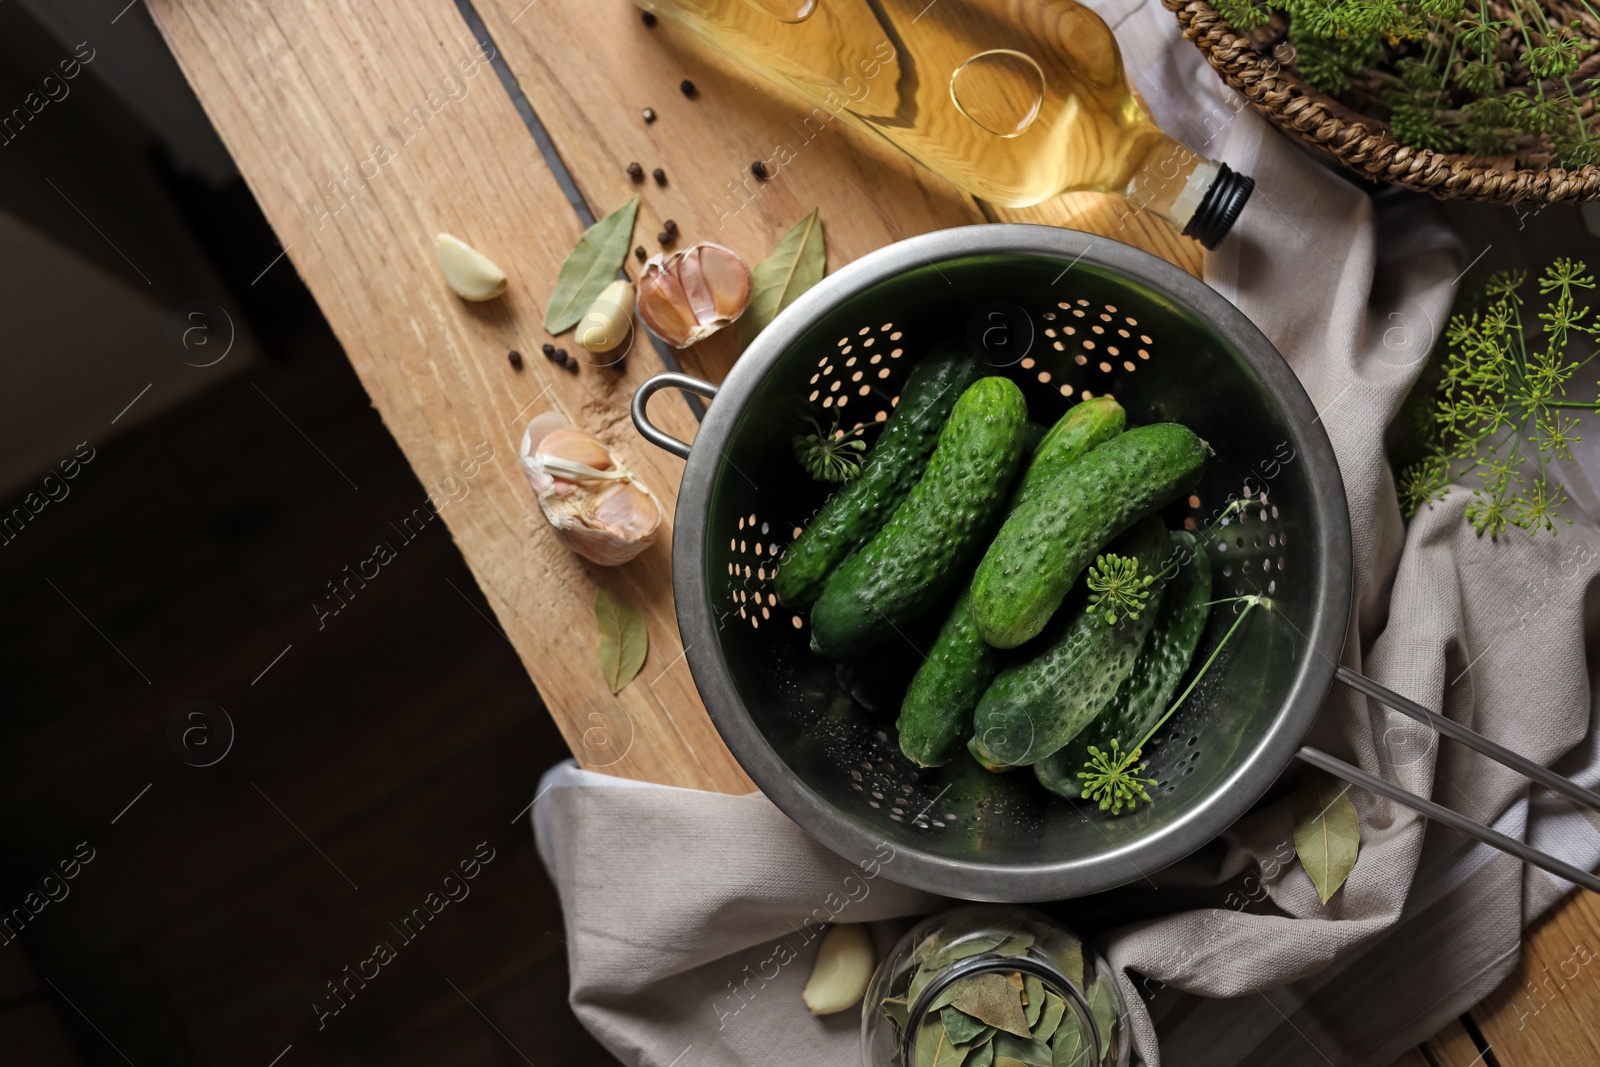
top-left (809, 376), bottom-right (1028, 657)
top-left (970, 517), bottom-right (1170, 768)
top-left (893, 399), bottom-right (1123, 768)
top-left (972, 423), bottom-right (1208, 649)
top-left (1011, 396), bottom-right (1125, 508)
top-left (896, 588), bottom-right (999, 767)
top-left (775, 342), bottom-right (982, 606)
top-left (1035, 530), bottom-right (1213, 799)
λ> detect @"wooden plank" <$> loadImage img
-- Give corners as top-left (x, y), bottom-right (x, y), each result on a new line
top-left (145, 0), bottom-right (750, 793)
top-left (1469, 886), bottom-right (1600, 1064)
top-left (1418, 1017), bottom-right (1495, 1066)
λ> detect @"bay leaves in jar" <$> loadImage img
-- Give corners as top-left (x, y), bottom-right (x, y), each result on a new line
top-left (915, 1019), bottom-right (967, 1067)
top-left (1035, 992), bottom-right (1067, 1045)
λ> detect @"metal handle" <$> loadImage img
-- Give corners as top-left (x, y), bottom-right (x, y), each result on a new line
top-left (1295, 667), bottom-right (1600, 894)
top-left (631, 373), bottom-right (718, 459)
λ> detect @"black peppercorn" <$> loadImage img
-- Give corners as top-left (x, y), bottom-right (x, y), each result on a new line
top-left (634, 245), bottom-right (647, 262)
top-left (641, 9), bottom-right (657, 25)
top-left (542, 344), bottom-right (560, 362)
top-left (556, 348), bottom-right (571, 366)
top-left (652, 167), bottom-right (667, 185)
top-left (657, 230), bottom-right (672, 244)
top-left (626, 161), bottom-right (644, 181)
top-left (508, 349), bottom-right (524, 369)
top-left (662, 218), bottom-right (678, 233)
top-left (642, 107), bottom-right (656, 123)
top-left (680, 79), bottom-right (696, 97)
top-left (751, 160), bottom-right (769, 180)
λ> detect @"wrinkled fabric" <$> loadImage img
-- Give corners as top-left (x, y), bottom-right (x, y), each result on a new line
top-left (531, 0), bottom-right (1600, 1062)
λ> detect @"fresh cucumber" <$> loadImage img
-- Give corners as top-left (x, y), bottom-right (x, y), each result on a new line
top-left (894, 398), bottom-right (1124, 767)
top-left (809, 376), bottom-right (1028, 657)
top-left (1035, 530), bottom-right (1213, 799)
top-left (1011, 396), bottom-right (1125, 508)
top-left (972, 423), bottom-right (1208, 649)
top-left (896, 588), bottom-right (1000, 767)
top-left (970, 516), bottom-right (1170, 768)
top-left (775, 341), bottom-right (983, 607)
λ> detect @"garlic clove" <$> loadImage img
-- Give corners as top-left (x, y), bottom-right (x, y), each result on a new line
top-left (435, 233), bottom-right (508, 301)
top-left (593, 483), bottom-right (661, 541)
top-left (576, 279), bottom-right (636, 353)
top-left (538, 427), bottom-right (617, 474)
top-left (637, 243), bottom-right (753, 348)
top-left (801, 923), bottom-right (874, 1016)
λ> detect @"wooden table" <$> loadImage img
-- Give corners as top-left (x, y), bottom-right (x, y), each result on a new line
top-left (145, 1), bottom-right (1599, 1062)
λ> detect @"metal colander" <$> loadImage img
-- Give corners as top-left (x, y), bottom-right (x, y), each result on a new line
top-left (633, 225), bottom-right (1600, 902)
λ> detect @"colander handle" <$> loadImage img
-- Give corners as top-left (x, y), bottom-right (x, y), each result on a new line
top-left (1294, 667), bottom-right (1600, 895)
top-left (631, 373), bottom-right (719, 459)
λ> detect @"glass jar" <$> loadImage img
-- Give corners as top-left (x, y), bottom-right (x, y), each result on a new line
top-left (862, 905), bottom-right (1128, 1067)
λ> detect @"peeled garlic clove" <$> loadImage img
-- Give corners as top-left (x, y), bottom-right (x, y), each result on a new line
top-left (576, 279), bottom-right (635, 353)
top-left (636, 243), bottom-right (752, 348)
top-left (802, 923), bottom-right (874, 1015)
top-left (519, 417), bottom-right (662, 566)
top-left (435, 233), bottom-right (508, 301)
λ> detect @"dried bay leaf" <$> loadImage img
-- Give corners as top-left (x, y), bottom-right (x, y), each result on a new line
top-left (737, 207), bottom-right (825, 347)
top-left (928, 931), bottom-right (1013, 970)
top-left (949, 972), bottom-right (1031, 1038)
top-left (1005, 972), bottom-right (1024, 990)
top-left (915, 1018), bottom-right (965, 1067)
top-left (594, 589), bottom-right (648, 693)
top-left (1035, 992), bottom-right (1066, 1045)
top-left (994, 1034), bottom-right (1054, 1067)
top-left (1086, 973), bottom-right (1118, 1061)
top-left (994, 1059), bottom-right (1029, 1067)
top-left (545, 196), bottom-right (639, 333)
top-left (1050, 1010), bottom-right (1089, 1067)
top-left (992, 932), bottom-right (1036, 957)
top-left (1058, 942), bottom-right (1084, 992)
top-left (1291, 767), bottom-right (1360, 904)
top-left (1023, 975), bottom-right (1044, 1027)
top-left (964, 1039), bottom-right (996, 1067)
top-left (941, 1006), bottom-right (989, 1046)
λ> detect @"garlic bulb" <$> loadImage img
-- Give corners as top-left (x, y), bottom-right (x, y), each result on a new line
top-left (520, 413), bottom-right (662, 566)
top-left (636, 243), bottom-right (752, 348)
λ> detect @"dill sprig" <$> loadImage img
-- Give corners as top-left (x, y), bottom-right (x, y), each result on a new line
top-left (1085, 553), bottom-right (1157, 625)
top-left (1398, 259), bottom-right (1598, 538)
top-left (793, 418), bottom-right (866, 483)
top-left (1215, 0), bottom-right (1600, 166)
top-left (1080, 595), bottom-right (1266, 814)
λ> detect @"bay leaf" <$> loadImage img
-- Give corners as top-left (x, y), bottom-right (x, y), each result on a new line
top-left (1050, 1012), bottom-right (1089, 1067)
top-left (995, 1059), bottom-right (1029, 1067)
top-left (941, 1005), bottom-right (989, 1046)
top-left (1023, 975), bottom-right (1044, 1027)
top-left (994, 1033), bottom-right (1054, 1067)
top-left (737, 207), bottom-right (825, 347)
top-left (964, 1038), bottom-right (996, 1067)
top-left (882, 994), bottom-right (910, 1031)
top-left (544, 196), bottom-right (639, 333)
top-left (915, 1018), bottom-right (965, 1067)
top-left (594, 589), bottom-right (648, 693)
top-left (948, 972), bottom-right (1032, 1038)
top-left (992, 931), bottom-right (1036, 957)
top-left (1086, 973), bottom-right (1119, 1061)
top-left (1058, 941), bottom-right (1084, 993)
top-left (927, 931), bottom-right (1013, 970)
top-left (1291, 767), bottom-right (1360, 904)
top-left (1035, 992), bottom-right (1067, 1046)
top-left (1005, 972), bottom-right (1024, 990)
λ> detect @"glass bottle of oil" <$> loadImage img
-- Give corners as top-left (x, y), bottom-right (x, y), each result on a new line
top-left (636, 0), bottom-right (1252, 246)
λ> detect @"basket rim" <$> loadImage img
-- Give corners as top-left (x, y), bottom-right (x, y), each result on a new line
top-left (1163, 0), bottom-right (1600, 204)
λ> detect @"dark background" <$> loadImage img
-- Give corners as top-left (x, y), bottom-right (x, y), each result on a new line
top-left (0, 2), bottom-right (619, 1062)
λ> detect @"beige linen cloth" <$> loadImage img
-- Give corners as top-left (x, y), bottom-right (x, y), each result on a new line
top-left (532, 1), bottom-right (1600, 1062)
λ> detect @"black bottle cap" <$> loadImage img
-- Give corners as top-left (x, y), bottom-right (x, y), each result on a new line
top-left (1182, 163), bottom-right (1255, 250)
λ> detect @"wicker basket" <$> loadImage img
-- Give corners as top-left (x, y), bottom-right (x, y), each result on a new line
top-left (1163, 0), bottom-right (1600, 203)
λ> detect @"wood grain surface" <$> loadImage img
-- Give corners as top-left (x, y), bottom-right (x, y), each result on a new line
top-left (142, 0), bottom-right (1587, 1063)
